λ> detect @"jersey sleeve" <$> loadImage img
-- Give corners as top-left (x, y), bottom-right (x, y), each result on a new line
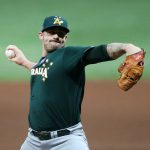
top-left (63, 46), bottom-right (90, 72)
top-left (63, 45), bottom-right (113, 72)
top-left (82, 44), bottom-right (113, 65)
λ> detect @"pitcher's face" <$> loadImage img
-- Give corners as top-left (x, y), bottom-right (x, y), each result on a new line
top-left (39, 28), bottom-right (67, 51)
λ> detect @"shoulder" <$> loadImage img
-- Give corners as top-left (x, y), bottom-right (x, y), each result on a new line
top-left (62, 46), bottom-right (92, 54)
top-left (65, 46), bottom-right (91, 50)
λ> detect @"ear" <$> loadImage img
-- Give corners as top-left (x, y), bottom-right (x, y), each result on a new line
top-left (64, 34), bottom-right (68, 42)
top-left (38, 32), bottom-right (43, 40)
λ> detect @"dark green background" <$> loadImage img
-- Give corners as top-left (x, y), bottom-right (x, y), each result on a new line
top-left (0, 0), bottom-right (149, 81)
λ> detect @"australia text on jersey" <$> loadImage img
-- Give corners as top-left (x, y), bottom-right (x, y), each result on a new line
top-left (31, 68), bottom-right (48, 78)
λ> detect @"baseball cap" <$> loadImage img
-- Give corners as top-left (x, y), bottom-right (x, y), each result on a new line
top-left (41, 16), bottom-right (70, 33)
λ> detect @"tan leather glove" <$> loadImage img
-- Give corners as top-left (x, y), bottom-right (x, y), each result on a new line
top-left (117, 50), bottom-right (145, 91)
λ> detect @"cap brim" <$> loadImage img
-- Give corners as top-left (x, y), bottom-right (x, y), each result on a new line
top-left (41, 26), bottom-right (69, 33)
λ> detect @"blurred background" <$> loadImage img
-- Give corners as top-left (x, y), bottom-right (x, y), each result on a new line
top-left (0, 0), bottom-right (149, 150)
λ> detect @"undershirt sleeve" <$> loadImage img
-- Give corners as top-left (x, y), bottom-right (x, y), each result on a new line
top-left (82, 44), bottom-right (113, 66)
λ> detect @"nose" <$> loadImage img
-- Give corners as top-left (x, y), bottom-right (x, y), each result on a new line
top-left (53, 33), bottom-right (59, 39)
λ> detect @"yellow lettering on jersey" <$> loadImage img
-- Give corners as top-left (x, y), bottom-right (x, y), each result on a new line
top-left (39, 68), bottom-right (43, 74)
top-left (42, 68), bottom-right (48, 78)
top-left (35, 68), bottom-right (39, 75)
top-left (31, 69), bottom-right (35, 75)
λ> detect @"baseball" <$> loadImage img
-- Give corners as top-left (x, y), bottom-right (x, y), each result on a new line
top-left (5, 49), bottom-right (16, 59)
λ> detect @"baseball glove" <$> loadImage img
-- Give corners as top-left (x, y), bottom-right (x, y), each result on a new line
top-left (117, 50), bottom-right (145, 91)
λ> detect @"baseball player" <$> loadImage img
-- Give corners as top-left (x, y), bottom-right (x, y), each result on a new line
top-left (6, 15), bottom-right (145, 150)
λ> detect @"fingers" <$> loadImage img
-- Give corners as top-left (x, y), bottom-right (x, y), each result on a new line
top-left (6, 45), bottom-right (15, 51)
top-left (6, 45), bottom-right (19, 54)
top-left (5, 45), bottom-right (21, 63)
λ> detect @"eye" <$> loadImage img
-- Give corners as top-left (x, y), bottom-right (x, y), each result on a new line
top-left (58, 32), bottom-right (66, 38)
top-left (46, 30), bottom-right (55, 35)
top-left (46, 30), bottom-right (66, 38)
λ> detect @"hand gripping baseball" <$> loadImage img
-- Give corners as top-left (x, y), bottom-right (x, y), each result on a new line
top-left (5, 45), bottom-right (28, 66)
top-left (117, 50), bottom-right (145, 91)
top-left (5, 45), bottom-right (37, 69)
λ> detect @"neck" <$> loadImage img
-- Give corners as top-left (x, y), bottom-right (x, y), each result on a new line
top-left (41, 47), bottom-right (57, 57)
top-left (42, 50), bottom-right (47, 57)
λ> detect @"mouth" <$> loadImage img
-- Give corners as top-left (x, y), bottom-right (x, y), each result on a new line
top-left (50, 40), bottom-right (61, 44)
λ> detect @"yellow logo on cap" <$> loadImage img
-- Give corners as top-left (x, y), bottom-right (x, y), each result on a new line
top-left (53, 16), bottom-right (63, 25)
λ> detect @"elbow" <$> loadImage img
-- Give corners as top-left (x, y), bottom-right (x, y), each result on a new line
top-left (111, 51), bottom-right (125, 59)
top-left (123, 43), bottom-right (142, 55)
top-left (123, 43), bottom-right (135, 51)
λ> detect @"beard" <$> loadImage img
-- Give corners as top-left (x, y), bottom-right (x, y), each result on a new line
top-left (44, 40), bottom-right (65, 51)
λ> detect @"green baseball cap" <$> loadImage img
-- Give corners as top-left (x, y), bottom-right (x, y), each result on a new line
top-left (41, 16), bottom-right (70, 33)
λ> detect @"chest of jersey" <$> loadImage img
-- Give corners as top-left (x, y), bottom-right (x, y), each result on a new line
top-left (29, 47), bottom-right (87, 131)
top-left (31, 53), bottom-right (63, 81)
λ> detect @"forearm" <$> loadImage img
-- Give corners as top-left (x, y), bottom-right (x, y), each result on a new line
top-left (6, 45), bottom-right (37, 70)
top-left (21, 60), bottom-right (37, 70)
top-left (106, 43), bottom-right (142, 59)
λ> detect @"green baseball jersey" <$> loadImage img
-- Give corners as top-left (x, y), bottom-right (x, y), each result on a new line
top-left (29, 45), bottom-right (112, 131)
